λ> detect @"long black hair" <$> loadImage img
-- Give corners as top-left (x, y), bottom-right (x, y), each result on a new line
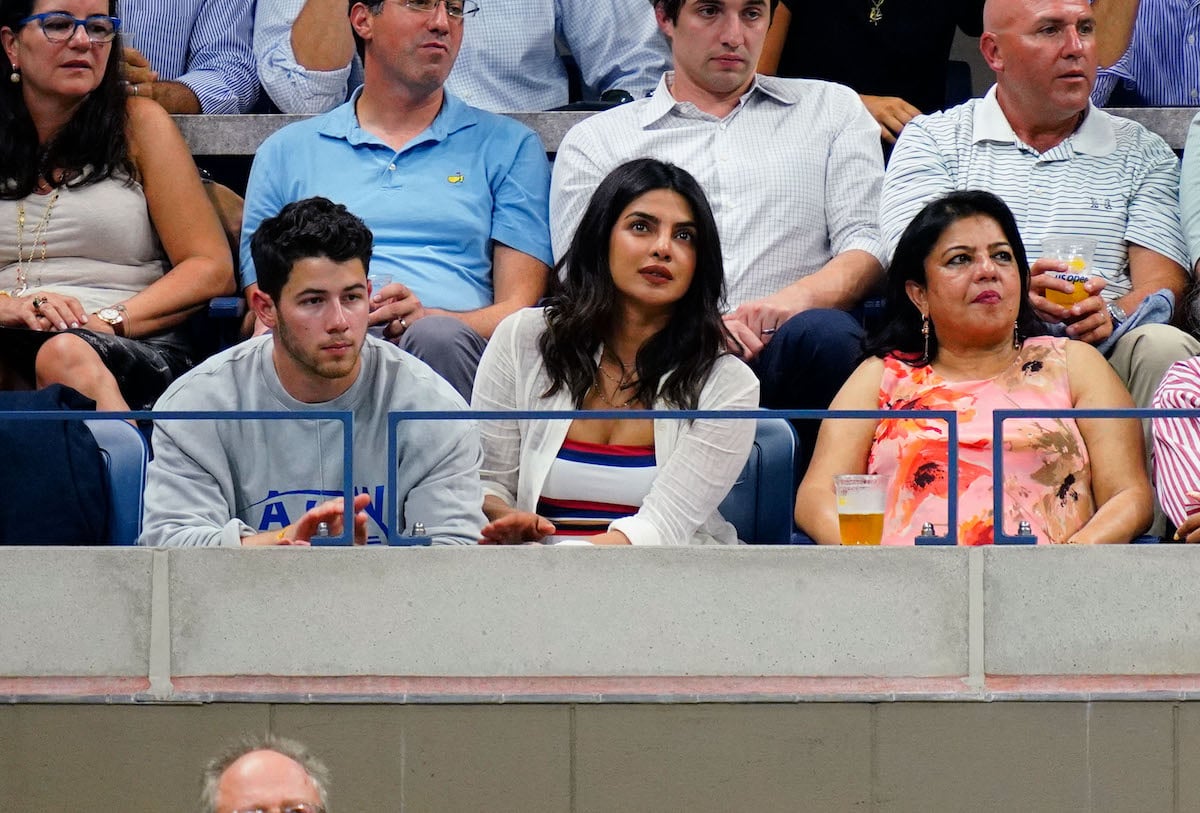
top-left (863, 190), bottom-right (1045, 364)
top-left (539, 158), bottom-right (731, 409)
top-left (0, 0), bottom-right (134, 199)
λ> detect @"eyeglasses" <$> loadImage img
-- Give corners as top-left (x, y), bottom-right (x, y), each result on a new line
top-left (17, 13), bottom-right (122, 43)
top-left (394, 0), bottom-right (480, 19)
top-left (231, 805), bottom-right (325, 813)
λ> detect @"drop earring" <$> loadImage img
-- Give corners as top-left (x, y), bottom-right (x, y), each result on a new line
top-left (1013, 319), bottom-right (1020, 350)
top-left (921, 315), bottom-right (931, 364)
top-left (9, 66), bottom-right (19, 84)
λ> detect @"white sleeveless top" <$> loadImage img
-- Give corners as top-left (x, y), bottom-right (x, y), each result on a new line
top-left (0, 175), bottom-right (167, 312)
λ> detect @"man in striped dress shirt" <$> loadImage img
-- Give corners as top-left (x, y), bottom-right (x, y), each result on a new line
top-left (881, 0), bottom-right (1199, 417)
top-left (1092, 0), bottom-right (1200, 107)
top-left (116, 0), bottom-right (259, 113)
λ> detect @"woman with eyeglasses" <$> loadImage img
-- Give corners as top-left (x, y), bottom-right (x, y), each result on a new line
top-left (0, 0), bottom-right (233, 410)
top-left (472, 158), bottom-right (759, 545)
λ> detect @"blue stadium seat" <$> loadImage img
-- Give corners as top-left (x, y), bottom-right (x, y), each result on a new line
top-left (719, 417), bottom-right (797, 544)
top-left (85, 419), bottom-right (148, 546)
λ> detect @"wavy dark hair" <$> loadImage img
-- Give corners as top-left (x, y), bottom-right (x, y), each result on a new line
top-left (0, 0), bottom-right (134, 199)
top-left (251, 197), bottom-right (375, 302)
top-left (863, 190), bottom-right (1045, 365)
top-left (540, 158), bottom-right (731, 409)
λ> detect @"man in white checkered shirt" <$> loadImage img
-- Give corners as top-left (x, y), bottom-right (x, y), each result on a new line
top-left (550, 0), bottom-right (888, 467)
top-left (254, 0), bottom-right (670, 113)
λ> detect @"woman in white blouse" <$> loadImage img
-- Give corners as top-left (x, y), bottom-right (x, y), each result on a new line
top-left (471, 158), bottom-right (759, 545)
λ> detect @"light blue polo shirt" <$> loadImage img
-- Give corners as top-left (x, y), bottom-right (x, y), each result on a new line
top-left (239, 89), bottom-right (553, 311)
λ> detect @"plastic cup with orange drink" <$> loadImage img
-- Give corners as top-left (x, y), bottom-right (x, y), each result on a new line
top-left (1040, 237), bottom-right (1096, 307)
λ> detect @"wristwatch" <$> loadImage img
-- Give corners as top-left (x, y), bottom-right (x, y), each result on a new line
top-left (1106, 302), bottom-right (1127, 328)
top-left (94, 304), bottom-right (128, 337)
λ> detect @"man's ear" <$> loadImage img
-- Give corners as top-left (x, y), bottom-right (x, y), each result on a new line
top-left (248, 285), bottom-right (278, 330)
top-left (904, 280), bottom-right (928, 316)
top-left (979, 31), bottom-right (1003, 73)
top-left (349, 2), bottom-right (373, 45)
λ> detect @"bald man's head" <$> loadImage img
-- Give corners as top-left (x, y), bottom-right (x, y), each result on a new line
top-left (978, 0), bottom-right (1096, 132)
top-left (982, 0), bottom-right (1019, 35)
top-left (202, 736), bottom-right (329, 813)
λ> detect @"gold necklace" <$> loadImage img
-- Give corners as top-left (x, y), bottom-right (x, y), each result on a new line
top-left (869, 0), bottom-right (885, 24)
top-left (592, 380), bottom-right (638, 409)
top-left (594, 346), bottom-right (640, 408)
top-left (13, 188), bottom-right (61, 296)
top-left (598, 357), bottom-right (637, 391)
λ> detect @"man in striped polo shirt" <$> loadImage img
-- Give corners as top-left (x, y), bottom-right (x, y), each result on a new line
top-left (881, 0), bottom-right (1199, 418)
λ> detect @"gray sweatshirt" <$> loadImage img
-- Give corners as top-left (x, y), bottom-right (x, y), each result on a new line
top-left (139, 335), bottom-right (485, 546)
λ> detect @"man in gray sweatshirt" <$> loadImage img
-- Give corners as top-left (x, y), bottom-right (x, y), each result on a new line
top-left (140, 197), bottom-right (485, 546)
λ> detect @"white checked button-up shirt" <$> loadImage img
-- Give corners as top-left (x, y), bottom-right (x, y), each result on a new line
top-left (550, 73), bottom-right (886, 308)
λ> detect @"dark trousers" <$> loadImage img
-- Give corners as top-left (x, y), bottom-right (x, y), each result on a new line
top-left (751, 308), bottom-right (865, 481)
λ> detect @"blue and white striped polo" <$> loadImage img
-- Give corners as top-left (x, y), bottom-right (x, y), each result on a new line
top-left (881, 86), bottom-right (1189, 300)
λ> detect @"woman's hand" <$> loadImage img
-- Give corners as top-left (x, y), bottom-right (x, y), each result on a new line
top-left (369, 281), bottom-right (428, 342)
top-left (479, 511), bottom-right (556, 545)
top-left (3, 292), bottom-right (88, 331)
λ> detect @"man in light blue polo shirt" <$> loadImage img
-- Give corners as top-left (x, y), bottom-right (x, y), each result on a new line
top-left (240, 0), bottom-right (553, 398)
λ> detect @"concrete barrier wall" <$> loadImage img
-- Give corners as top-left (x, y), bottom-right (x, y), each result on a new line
top-left (4, 546), bottom-right (1200, 700)
top-left (7, 546), bottom-right (1200, 810)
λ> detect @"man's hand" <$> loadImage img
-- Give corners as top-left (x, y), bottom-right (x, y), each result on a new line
top-left (1029, 260), bottom-right (1112, 345)
top-left (121, 46), bottom-right (158, 86)
top-left (722, 316), bottom-right (765, 361)
top-left (1175, 492), bottom-right (1200, 543)
top-left (860, 94), bottom-right (922, 145)
top-left (722, 294), bottom-right (802, 360)
top-left (369, 281), bottom-right (428, 342)
top-left (479, 511), bottom-right (556, 545)
top-left (244, 494), bottom-right (373, 546)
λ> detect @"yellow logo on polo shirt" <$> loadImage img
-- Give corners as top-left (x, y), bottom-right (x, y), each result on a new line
top-left (447, 172), bottom-right (464, 184)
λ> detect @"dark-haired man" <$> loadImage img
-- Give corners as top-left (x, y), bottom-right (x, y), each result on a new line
top-left (141, 197), bottom-right (484, 547)
top-left (241, 0), bottom-right (553, 399)
top-left (551, 0), bottom-right (886, 464)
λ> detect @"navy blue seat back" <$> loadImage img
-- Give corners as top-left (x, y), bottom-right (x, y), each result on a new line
top-left (719, 418), bottom-right (797, 544)
top-left (85, 419), bottom-right (148, 545)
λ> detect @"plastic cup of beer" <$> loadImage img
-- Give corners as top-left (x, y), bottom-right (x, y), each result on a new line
top-left (1040, 237), bottom-right (1096, 307)
top-left (834, 474), bottom-right (886, 546)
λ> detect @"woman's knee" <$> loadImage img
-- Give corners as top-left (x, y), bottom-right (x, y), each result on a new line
top-left (33, 333), bottom-right (106, 382)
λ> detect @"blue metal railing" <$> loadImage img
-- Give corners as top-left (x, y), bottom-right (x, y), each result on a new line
top-left (992, 407), bottom-right (1200, 544)
top-left (17, 402), bottom-right (1199, 546)
top-left (2, 410), bottom-right (356, 545)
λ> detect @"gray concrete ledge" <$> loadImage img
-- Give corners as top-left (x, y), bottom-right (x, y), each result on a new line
top-left (173, 107), bottom-right (1196, 156)
top-left (174, 110), bottom-right (594, 155)
top-left (6, 545), bottom-right (1200, 705)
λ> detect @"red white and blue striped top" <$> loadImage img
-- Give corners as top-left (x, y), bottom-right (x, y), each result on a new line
top-left (536, 439), bottom-right (658, 543)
